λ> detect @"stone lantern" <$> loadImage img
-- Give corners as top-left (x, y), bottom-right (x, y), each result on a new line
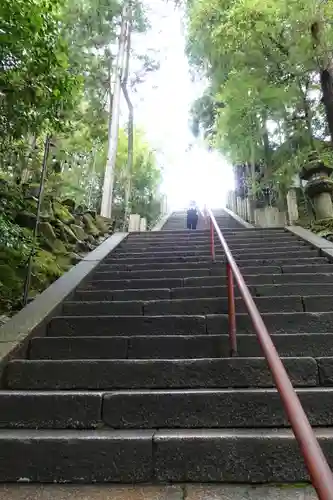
top-left (300, 157), bottom-right (333, 219)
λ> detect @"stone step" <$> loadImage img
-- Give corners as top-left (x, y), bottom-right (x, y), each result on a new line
top-left (97, 258), bottom-right (326, 272)
top-left (0, 484), bottom-right (317, 500)
top-left (111, 244), bottom-right (308, 258)
top-left (6, 357), bottom-right (318, 390)
top-left (105, 247), bottom-right (315, 264)
top-left (30, 336), bottom-right (129, 359)
top-left (172, 283), bottom-right (333, 299)
top-left (47, 315), bottom-right (208, 337)
top-left (81, 273), bottom-right (333, 293)
top-left (184, 273), bottom-right (333, 287)
top-left (29, 333), bottom-right (333, 360)
top-left (0, 428), bottom-right (331, 483)
top-left (152, 428), bottom-right (333, 482)
top-left (121, 236), bottom-right (299, 249)
top-left (0, 391), bottom-right (102, 429)
top-left (48, 312), bottom-right (333, 337)
top-left (90, 265), bottom-right (283, 280)
top-left (103, 388), bottom-right (333, 429)
top-left (143, 296), bottom-right (303, 314)
top-left (282, 264), bottom-right (333, 274)
top-left (1, 388), bottom-right (333, 430)
top-left (74, 288), bottom-right (173, 302)
top-left (207, 312), bottom-right (333, 334)
top-left (0, 429), bottom-right (153, 482)
top-left (82, 277), bottom-right (184, 291)
top-left (62, 296), bottom-right (304, 317)
top-left (113, 240), bottom-right (300, 256)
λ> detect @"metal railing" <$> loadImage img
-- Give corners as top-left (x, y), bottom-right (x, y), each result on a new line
top-left (205, 207), bottom-right (333, 500)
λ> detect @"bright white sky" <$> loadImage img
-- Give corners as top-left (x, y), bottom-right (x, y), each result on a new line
top-left (120, 0), bottom-right (234, 210)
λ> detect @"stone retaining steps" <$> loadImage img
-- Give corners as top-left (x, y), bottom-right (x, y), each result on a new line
top-left (1, 210), bottom-right (333, 484)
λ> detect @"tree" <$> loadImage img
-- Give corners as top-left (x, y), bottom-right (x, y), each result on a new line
top-left (185, 0), bottom-right (333, 194)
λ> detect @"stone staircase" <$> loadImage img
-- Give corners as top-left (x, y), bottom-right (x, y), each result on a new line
top-left (1, 209), bottom-right (333, 485)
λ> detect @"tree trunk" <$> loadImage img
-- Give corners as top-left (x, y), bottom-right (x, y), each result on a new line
top-left (311, 19), bottom-right (333, 144)
top-left (320, 63), bottom-right (333, 143)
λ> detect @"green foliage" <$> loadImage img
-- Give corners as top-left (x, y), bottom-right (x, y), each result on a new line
top-left (185, 0), bottom-right (333, 194)
top-left (0, 0), bottom-right (162, 316)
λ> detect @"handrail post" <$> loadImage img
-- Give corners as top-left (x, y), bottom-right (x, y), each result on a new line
top-left (226, 262), bottom-right (237, 356)
top-left (210, 218), bottom-right (215, 261)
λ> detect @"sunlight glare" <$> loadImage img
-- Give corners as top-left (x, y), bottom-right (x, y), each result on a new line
top-left (162, 146), bottom-right (234, 211)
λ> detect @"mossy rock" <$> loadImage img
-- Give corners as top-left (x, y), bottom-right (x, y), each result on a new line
top-left (58, 221), bottom-right (79, 244)
top-left (68, 252), bottom-right (83, 264)
top-left (82, 213), bottom-right (100, 237)
top-left (43, 238), bottom-right (68, 255)
top-left (15, 211), bottom-right (36, 229)
top-left (74, 215), bottom-right (83, 226)
top-left (38, 222), bottom-right (56, 241)
top-left (40, 199), bottom-right (55, 221)
top-left (75, 240), bottom-right (92, 253)
top-left (62, 198), bottom-right (76, 213)
top-left (70, 224), bottom-right (88, 241)
top-left (86, 234), bottom-right (96, 244)
top-left (52, 200), bottom-right (75, 224)
top-left (94, 215), bottom-right (109, 234)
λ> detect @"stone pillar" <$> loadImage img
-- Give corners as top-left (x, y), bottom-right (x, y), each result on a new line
top-left (286, 188), bottom-right (299, 225)
top-left (313, 192), bottom-right (333, 219)
top-left (241, 199), bottom-right (246, 220)
top-left (300, 159), bottom-right (333, 220)
top-left (246, 197), bottom-right (255, 223)
top-left (236, 197), bottom-right (242, 217)
top-left (243, 198), bottom-right (248, 221)
top-left (139, 217), bottom-right (147, 232)
top-left (230, 192), bottom-right (237, 213)
top-left (128, 214), bottom-right (140, 232)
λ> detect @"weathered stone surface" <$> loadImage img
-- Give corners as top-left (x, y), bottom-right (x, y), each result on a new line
top-left (0, 485), bottom-right (183, 500)
top-left (235, 333), bottom-right (333, 357)
top-left (70, 224), bottom-right (87, 241)
top-left (211, 265), bottom-right (282, 276)
top-left (253, 283), bottom-right (333, 297)
top-left (206, 312), bottom-right (333, 334)
top-left (128, 335), bottom-right (222, 359)
top-left (82, 214), bottom-right (100, 237)
top-left (29, 337), bottom-right (128, 360)
top-left (38, 222), bottom-right (57, 241)
top-left (272, 272), bottom-right (333, 284)
top-left (6, 357), bottom-right (318, 390)
top-left (0, 429), bottom-right (153, 482)
top-left (317, 357), bottom-right (333, 385)
top-left (103, 388), bottom-right (333, 428)
top-left (302, 295), bottom-right (333, 312)
top-left (52, 200), bottom-right (75, 224)
top-left (62, 301), bottom-right (144, 316)
top-left (94, 215), bottom-right (110, 233)
top-left (172, 286), bottom-right (234, 299)
top-left (82, 278), bottom-right (183, 291)
top-left (143, 297), bottom-right (303, 315)
top-left (184, 484), bottom-right (316, 499)
top-left (92, 268), bottom-right (211, 280)
top-left (0, 391), bottom-right (102, 428)
top-left (74, 289), bottom-right (171, 301)
top-left (282, 264), bottom-right (333, 274)
top-left (153, 429), bottom-right (316, 482)
top-left (47, 315), bottom-right (207, 337)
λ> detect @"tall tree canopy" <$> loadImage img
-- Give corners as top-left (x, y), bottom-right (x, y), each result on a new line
top-left (185, 0), bottom-right (333, 191)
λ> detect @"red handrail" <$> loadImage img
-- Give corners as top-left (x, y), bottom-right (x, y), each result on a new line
top-left (207, 207), bottom-right (333, 500)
